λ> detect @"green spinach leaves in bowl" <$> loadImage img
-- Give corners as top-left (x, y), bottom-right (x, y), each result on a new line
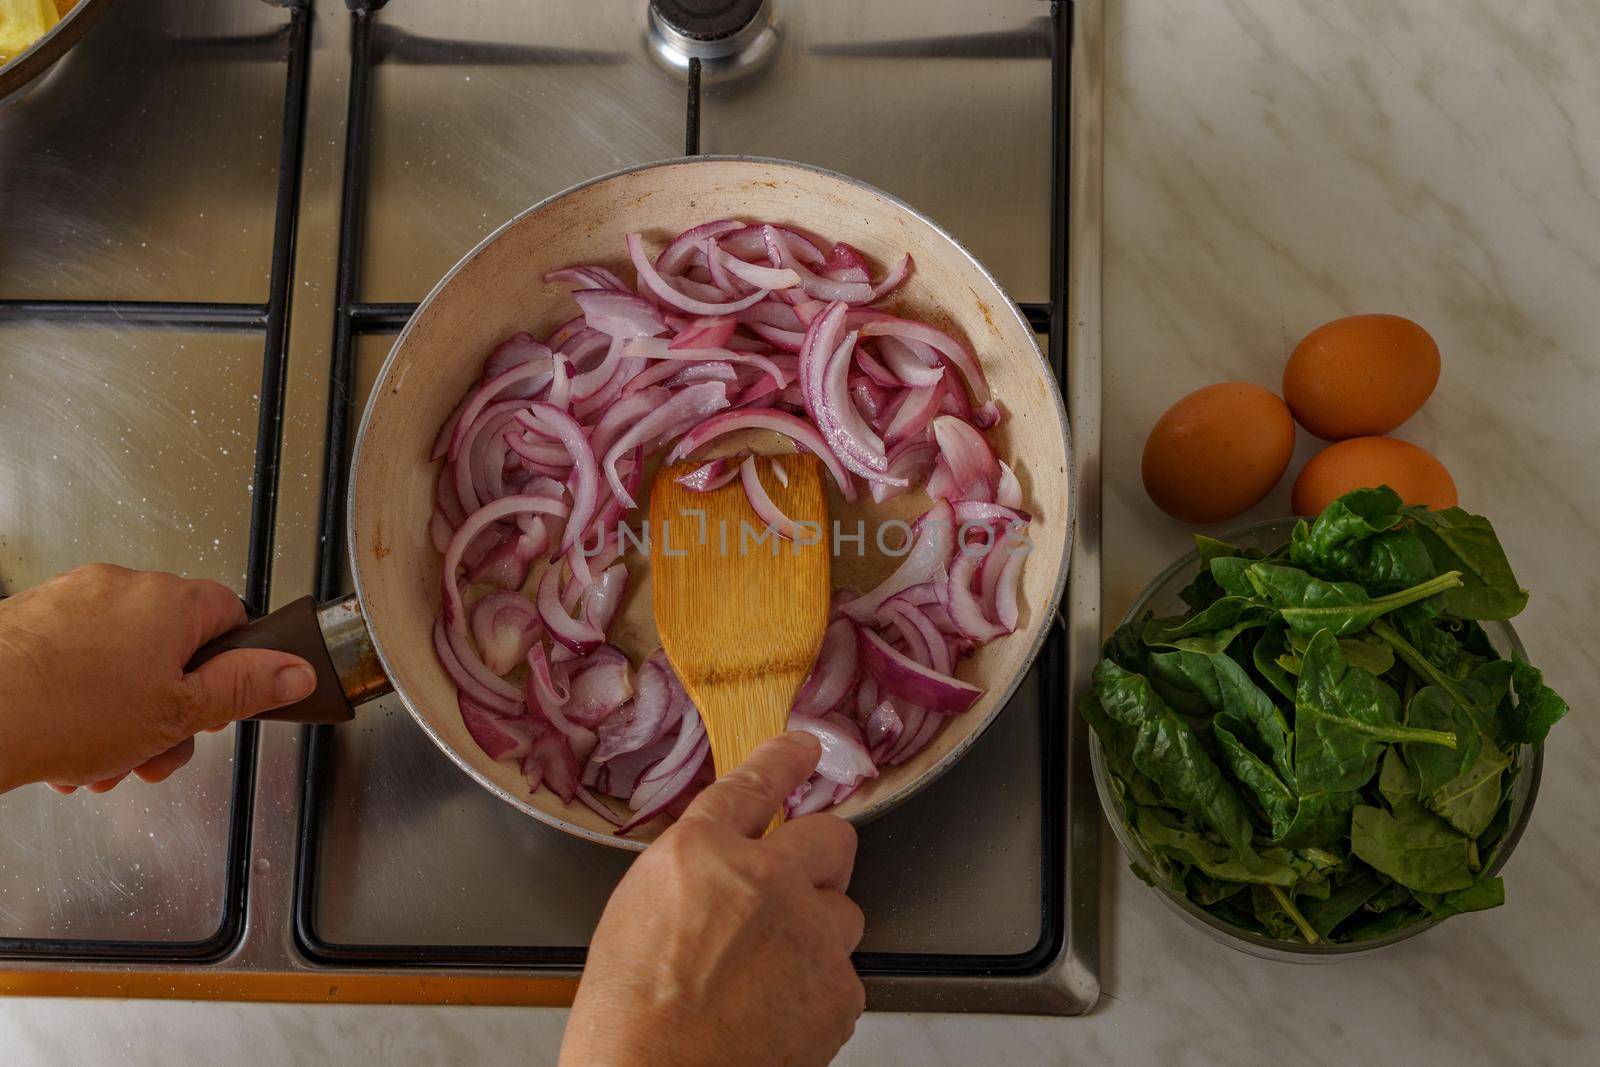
top-left (1087, 487), bottom-right (1568, 954)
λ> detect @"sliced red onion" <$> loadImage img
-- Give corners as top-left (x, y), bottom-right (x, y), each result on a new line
top-left (655, 219), bottom-right (745, 275)
top-left (863, 700), bottom-right (903, 758)
top-left (869, 439), bottom-right (939, 505)
top-left (665, 409), bottom-right (857, 501)
top-left (546, 314), bottom-right (587, 351)
top-left (675, 457), bottom-right (741, 493)
top-left (994, 542), bottom-right (1026, 634)
top-left (843, 499), bottom-right (956, 621)
top-left (573, 288), bottom-right (667, 340)
top-left (739, 457), bottom-right (803, 542)
top-left (946, 545), bottom-right (1007, 643)
top-left (483, 333), bottom-right (553, 399)
top-left (785, 776), bottom-right (837, 818)
top-left (853, 344), bottom-right (901, 389)
top-left (881, 385), bottom-right (941, 445)
top-left (850, 376), bottom-right (888, 423)
top-left (563, 645), bottom-right (634, 728)
top-left (601, 381), bottom-right (731, 508)
top-left (950, 499), bottom-right (1033, 526)
top-left (723, 223), bottom-right (825, 267)
top-left (822, 242), bottom-right (871, 283)
top-left (523, 729), bottom-right (582, 804)
top-left (459, 695), bottom-right (536, 761)
top-left (995, 460), bottom-right (1023, 510)
top-left (465, 519), bottom-right (547, 590)
top-left (857, 626), bottom-right (980, 714)
top-left (713, 244), bottom-right (803, 291)
top-left (881, 598), bottom-right (954, 674)
top-left (788, 716), bottom-right (878, 787)
top-left (792, 617), bottom-right (858, 717)
top-left (628, 233), bottom-right (770, 316)
top-left (668, 314), bottom-right (738, 351)
top-left (889, 701), bottom-right (943, 764)
top-left (545, 356), bottom-right (573, 411)
top-left (512, 403), bottom-right (597, 555)
top-left (470, 591), bottom-right (543, 675)
top-left (876, 335), bottom-right (944, 388)
top-left (537, 560), bottom-right (606, 655)
top-left (592, 652), bottom-right (676, 764)
top-left (859, 318), bottom-right (998, 428)
top-left (865, 253), bottom-right (913, 302)
top-left (621, 337), bottom-right (789, 388)
top-left (431, 395), bottom-right (471, 462)
top-left (525, 643), bottom-right (598, 760)
top-left (618, 698), bottom-right (709, 834)
top-left (932, 415), bottom-right (1000, 501)
top-left (581, 562), bottom-right (629, 636)
top-left (599, 733), bottom-right (677, 799)
top-left (433, 617), bottom-right (521, 715)
top-left (762, 225), bottom-right (874, 303)
top-left (544, 265), bottom-right (629, 292)
top-left (446, 358), bottom-right (555, 461)
top-left (429, 508), bottom-right (454, 553)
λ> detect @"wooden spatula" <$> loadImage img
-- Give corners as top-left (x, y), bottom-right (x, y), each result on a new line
top-left (650, 454), bottom-right (831, 828)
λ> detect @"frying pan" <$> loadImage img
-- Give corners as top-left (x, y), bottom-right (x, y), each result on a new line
top-left (205, 157), bottom-right (1074, 851)
top-left (0, 0), bottom-right (113, 101)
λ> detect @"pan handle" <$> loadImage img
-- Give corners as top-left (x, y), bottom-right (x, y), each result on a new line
top-left (185, 594), bottom-right (392, 724)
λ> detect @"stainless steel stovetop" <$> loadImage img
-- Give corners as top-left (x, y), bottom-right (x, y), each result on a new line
top-left (0, 0), bottom-right (1103, 1014)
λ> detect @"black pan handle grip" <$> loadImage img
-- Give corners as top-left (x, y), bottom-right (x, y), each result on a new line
top-left (185, 595), bottom-right (358, 724)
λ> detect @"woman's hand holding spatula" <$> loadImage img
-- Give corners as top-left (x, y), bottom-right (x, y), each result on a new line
top-left (563, 731), bottom-right (865, 1067)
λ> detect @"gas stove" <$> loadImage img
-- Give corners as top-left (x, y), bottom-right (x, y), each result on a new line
top-left (0, 0), bottom-right (1102, 1013)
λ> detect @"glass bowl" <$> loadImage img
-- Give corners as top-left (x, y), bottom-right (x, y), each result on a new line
top-left (1089, 518), bottom-right (1545, 961)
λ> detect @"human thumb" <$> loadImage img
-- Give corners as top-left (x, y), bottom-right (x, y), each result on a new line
top-left (181, 649), bottom-right (318, 728)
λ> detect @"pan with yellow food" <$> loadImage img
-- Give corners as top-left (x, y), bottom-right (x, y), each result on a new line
top-left (0, 0), bottom-right (110, 101)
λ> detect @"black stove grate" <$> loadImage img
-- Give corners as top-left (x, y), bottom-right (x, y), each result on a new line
top-left (292, 0), bottom-right (1075, 979)
top-left (0, 0), bottom-right (314, 963)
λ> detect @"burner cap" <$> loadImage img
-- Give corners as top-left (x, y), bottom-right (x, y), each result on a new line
top-left (650, 0), bottom-right (764, 42)
top-left (647, 0), bottom-right (776, 77)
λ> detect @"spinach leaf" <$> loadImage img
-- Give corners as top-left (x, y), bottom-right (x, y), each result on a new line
top-left (1343, 904), bottom-right (1427, 941)
top-left (1092, 661), bottom-right (1261, 866)
top-left (1504, 655), bottom-right (1569, 747)
top-left (1350, 804), bottom-right (1478, 893)
top-left (1286, 487), bottom-right (1442, 593)
top-left (1252, 624), bottom-right (1298, 700)
top-left (1134, 809), bottom-right (1299, 887)
top-left (1295, 630), bottom-right (1457, 795)
top-left (1245, 562), bottom-right (1464, 636)
top-left (1271, 791), bottom-right (1360, 850)
top-left (1250, 884), bottom-right (1322, 943)
top-left (1362, 881), bottom-right (1413, 914)
top-left (1412, 877), bottom-right (1505, 919)
top-left (1285, 630), bottom-right (1395, 675)
top-left (1299, 868), bottom-right (1386, 938)
top-left (1102, 616), bottom-right (1150, 673)
top-left (1080, 691), bottom-right (1163, 815)
top-left (1404, 688), bottom-right (1510, 837)
top-left (1209, 556), bottom-right (1257, 598)
top-left (1288, 486), bottom-right (1403, 569)
top-left (1142, 597), bottom-right (1273, 654)
top-left (1402, 687), bottom-right (1483, 794)
top-left (1406, 506), bottom-right (1529, 619)
top-left (1177, 536), bottom-right (1257, 610)
top-left (1186, 870), bottom-right (1249, 906)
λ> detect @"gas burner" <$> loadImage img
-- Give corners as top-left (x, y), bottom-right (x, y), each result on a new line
top-left (648, 0), bottom-right (777, 78)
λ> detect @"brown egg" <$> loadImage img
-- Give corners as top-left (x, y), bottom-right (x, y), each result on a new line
top-left (1292, 436), bottom-right (1458, 515)
top-left (1142, 382), bottom-right (1297, 524)
top-left (1283, 314), bottom-right (1440, 440)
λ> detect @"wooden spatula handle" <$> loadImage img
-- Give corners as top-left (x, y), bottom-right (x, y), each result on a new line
top-left (696, 669), bottom-right (808, 834)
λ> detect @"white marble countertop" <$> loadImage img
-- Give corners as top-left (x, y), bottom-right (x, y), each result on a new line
top-left (5, 1), bottom-right (1599, 1062)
